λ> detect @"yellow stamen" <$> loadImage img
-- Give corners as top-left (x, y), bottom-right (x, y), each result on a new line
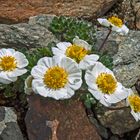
top-left (128, 95), bottom-right (140, 113)
top-left (65, 44), bottom-right (88, 63)
top-left (96, 72), bottom-right (117, 94)
top-left (108, 16), bottom-right (123, 27)
top-left (0, 56), bottom-right (17, 71)
top-left (44, 66), bottom-right (68, 89)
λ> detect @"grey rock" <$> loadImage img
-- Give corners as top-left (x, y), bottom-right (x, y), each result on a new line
top-left (0, 107), bottom-right (24, 140)
top-left (29, 14), bottom-right (56, 29)
top-left (88, 115), bottom-right (109, 139)
top-left (0, 122), bottom-right (24, 140)
top-left (109, 135), bottom-right (120, 140)
top-left (0, 108), bottom-right (5, 122)
top-left (96, 106), bottom-right (140, 135)
top-left (95, 28), bottom-right (126, 56)
top-left (0, 15), bottom-right (58, 49)
top-left (113, 30), bottom-right (140, 88)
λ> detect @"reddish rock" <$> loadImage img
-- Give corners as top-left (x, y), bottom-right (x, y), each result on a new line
top-left (0, 0), bottom-right (118, 23)
top-left (25, 94), bottom-right (101, 140)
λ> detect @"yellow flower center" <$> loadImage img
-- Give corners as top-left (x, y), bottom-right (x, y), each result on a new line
top-left (65, 44), bottom-right (88, 63)
top-left (0, 56), bottom-right (17, 71)
top-left (108, 16), bottom-right (123, 27)
top-left (128, 95), bottom-right (140, 113)
top-left (96, 73), bottom-right (117, 94)
top-left (44, 66), bottom-right (68, 89)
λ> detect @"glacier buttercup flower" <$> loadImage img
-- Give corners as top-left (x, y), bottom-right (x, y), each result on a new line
top-left (52, 37), bottom-right (99, 70)
top-left (127, 90), bottom-right (140, 121)
top-left (0, 48), bottom-right (28, 84)
top-left (85, 62), bottom-right (129, 106)
top-left (97, 16), bottom-right (129, 35)
top-left (31, 56), bottom-right (82, 100)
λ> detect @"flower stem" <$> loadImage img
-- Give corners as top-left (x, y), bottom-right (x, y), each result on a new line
top-left (98, 29), bottom-right (112, 52)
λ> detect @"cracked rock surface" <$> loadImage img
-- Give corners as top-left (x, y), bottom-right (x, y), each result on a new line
top-left (0, 107), bottom-right (24, 140)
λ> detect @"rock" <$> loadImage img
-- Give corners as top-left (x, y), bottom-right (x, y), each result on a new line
top-left (87, 108), bottom-right (109, 139)
top-left (94, 30), bottom-right (140, 135)
top-left (123, 0), bottom-right (140, 30)
top-left (95, 28), bottom-right (126, 56)
top-left (0, 15), bottom-right (58, 48)
top-left (25, 94), bottom-right (101, 140)
top-left (95, 105), bottom-right (140, 135)
top-left (113, 30), bottom-right (140, 88)
top-left (0, 0), bottom-right (118, 23)
top-left (0, 107), bottom-right (24, 140)
top-left (105, 0), bottom-right (140, 30)
top-left (109, 135), bottom-right (120, 140)
top-left (29, 14), bottom-right (56, 29)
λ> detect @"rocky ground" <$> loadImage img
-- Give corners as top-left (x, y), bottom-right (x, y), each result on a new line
top-left (0, 0), bottom-right (140, 140)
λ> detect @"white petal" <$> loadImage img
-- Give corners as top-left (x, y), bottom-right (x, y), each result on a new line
top-left (47, 88), bottom-right (71, 100)
top-left (0, 48), bottom-right (16, 57)
top-left (73, 36), bottom-right (92, 50)
top-left (85, 71), bottom-right (98, 90)
top-left (56, 42), bottom-right (71, 51)
top-left (66, 87), bottom-right (75, 98)
top-left (0, 72), bottom-right (17, 84)
top-left (97, 18), bottom-right (111, 27)
top-left (131, 110), bottom-right (140, 121)
top-left (0, 48), bottom-right (8, 57)
top-left (111, 25), bottom-right (120, 31)
top-left (36, 86), bottom-right (50, 97)
top-left (24, 75), bottom-right (33, 95)
top-left (31, 65), bottom-right (47, 79)
top-left (86, 62), bottom-right (111, 79)
top-left (14, 52), bottom-right (28, 68)
top-left (121, 25), bottom-right (129, 35)
top-left (52, 47), bottom-right (66, 57)
top-left (8, 68), bottom-right (27, 77)
top-left (116, 25), bottom-right (129, 35)
top-left (79, 54), bottom-right (99, 70)
top-left (7, 48), bottom-right (16, 55)
top-left (60, 57), bottom-right (80, 74)
top-left (32, 79), bottom-right (45, 95)
top-left (88, 88), bottom-right (102, 100)
top-left (104, 94), bottom-right (121, 104)
top-left (33, 79), bottom-right (75, 100)
top-left (68, 77), bottom-right (82, 90)
top-left (37, 57), bottom-right (58, 68)
top-left (104, 83), bottom-right (128, 104)
top-left (111, 25), bottom-right (129, 35)
top-left (100, 98), bottom-right (112, 107)
top-left (2, 48), bottom-right (16, 57)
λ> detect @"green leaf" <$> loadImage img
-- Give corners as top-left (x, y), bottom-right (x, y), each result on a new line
top-left (99, 54), bottom-right (113, 70)
top-left (49, 16), bottom-right (96, 46)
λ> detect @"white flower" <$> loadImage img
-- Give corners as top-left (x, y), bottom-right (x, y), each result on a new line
top-left (0, 48), bottom-right (28, 84)
top-left (85, 62), bottom-right (129, 107)
top-left (97, 16), bottom-right (129, 35)
top-left (52, 36), bottom-right (99, 70)
top-left (24, 75), bottom-right (33, 95)
top-left (126, 89), bottom-right (140, 121)
top-left (31, 56), bottom-right (82, 100)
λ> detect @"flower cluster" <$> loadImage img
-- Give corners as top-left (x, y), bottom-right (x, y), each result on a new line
top-left (0, 16), bottom-right (139, 122)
